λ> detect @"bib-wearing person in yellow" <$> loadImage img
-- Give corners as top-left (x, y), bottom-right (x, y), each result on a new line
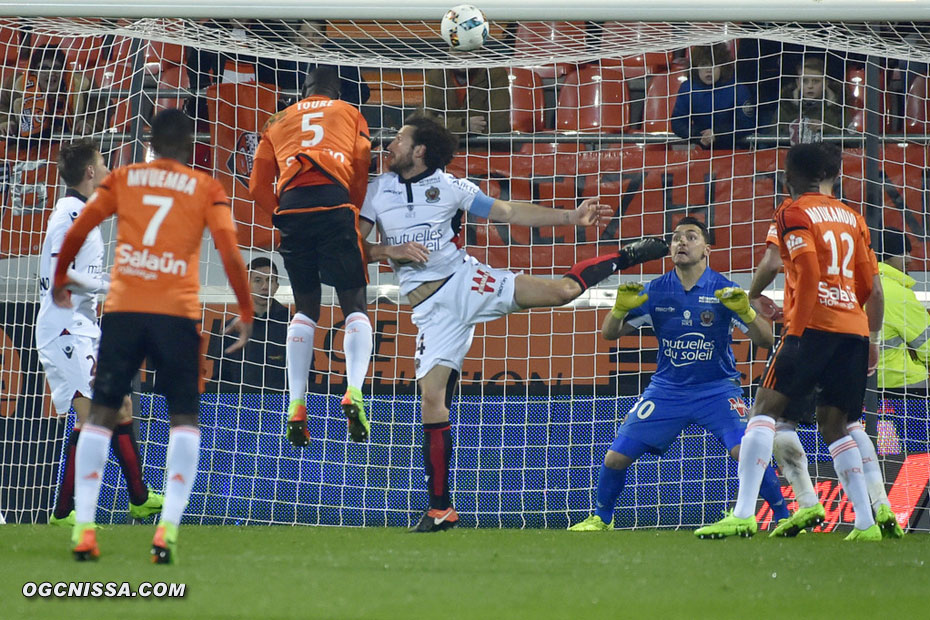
top-left (875, 227), bottom-right (930, 391)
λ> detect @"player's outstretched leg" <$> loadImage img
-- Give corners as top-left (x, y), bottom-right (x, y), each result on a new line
top-left (109, 417), bottom-right (165, 520)
top-left (565, 237), bottom-right (669, 293)
top-left (285, 313), bottom-right (316, 447)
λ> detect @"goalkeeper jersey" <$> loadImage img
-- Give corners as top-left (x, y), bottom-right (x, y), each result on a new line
top-left (625, 267), bottom-right (748, 392)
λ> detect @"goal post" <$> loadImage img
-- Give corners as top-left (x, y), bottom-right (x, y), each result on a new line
top-left (0, 5), bottom-right (929, 531)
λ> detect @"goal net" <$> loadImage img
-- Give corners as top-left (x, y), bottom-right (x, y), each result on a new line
top-left (2, 5), bottom-right (929, 532)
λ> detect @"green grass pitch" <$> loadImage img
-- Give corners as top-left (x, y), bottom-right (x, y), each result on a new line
top-left (2, 525), bottom-right (928, 619)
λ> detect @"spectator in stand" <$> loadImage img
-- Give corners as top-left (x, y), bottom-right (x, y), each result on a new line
top-left (873, 228), bottom-right (930, 391)
top-left (775, 57), bottom-right (846, 145)
top-left (0, 44), bottom-right (99, 137)
top-left (424, 67), bottom-right (511, 134)
top-left (671, 43), bottom-right (756, 149)
top-left (210, 257), bottom-right (292, 393)
top-left (186, 19), bottom-right (302, 92)
top-left (296, 21), bottom-right (370, 107)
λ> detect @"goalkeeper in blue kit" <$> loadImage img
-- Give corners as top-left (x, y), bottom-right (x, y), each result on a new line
top-left (570, 217), bottom-right (791, 531)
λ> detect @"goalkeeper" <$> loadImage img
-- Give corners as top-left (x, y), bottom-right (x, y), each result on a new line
top-left (570, 217), bottom-right (790, 531)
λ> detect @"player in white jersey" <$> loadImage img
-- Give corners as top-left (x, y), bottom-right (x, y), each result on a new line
top-left (360, 116), bottom-right (669, 532)
top-left (37, 139), bottom-right (163, 527)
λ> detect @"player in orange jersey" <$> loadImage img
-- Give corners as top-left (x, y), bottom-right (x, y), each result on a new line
top-left (746, 204), bottom-right (902, 539)
top-left (249, 65), bottom-right (373, 447)
top-left (52, 109), bottom-right (254, 563)
top-left (697, 142), bottom-right (888, 541)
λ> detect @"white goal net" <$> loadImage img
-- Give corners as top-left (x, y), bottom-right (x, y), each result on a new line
top-left (1, 3), bottom-right (929, 531)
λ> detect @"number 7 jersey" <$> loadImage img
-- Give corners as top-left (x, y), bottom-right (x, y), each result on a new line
top-left (77, 158), bottom-right (237, 320)
top-left (775, 192), bottom-right (879, 337)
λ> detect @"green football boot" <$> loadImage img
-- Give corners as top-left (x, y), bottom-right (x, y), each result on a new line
top-left (151, 521), bottom-right (179, 564)
top-left (769, 503), bottom-right (826, 538)
top-left (875, 504), bottom-right (905, 539)
top-left (568, 515), bottom-right (613, 531)
top-left (72, 522), bottom-right (99, 561)
top-left (129, 489), bottom-right (165, 520)
top-left (341, 386), bottom-right (370, 443)
top-left (49, 510), bottom-right (76, 527)
top-left (695, 511), bottom-right (758, 539)
top-left (845, 524), bottom-right (882, 541)
top-left (286, 400), bottom-right (310, 447)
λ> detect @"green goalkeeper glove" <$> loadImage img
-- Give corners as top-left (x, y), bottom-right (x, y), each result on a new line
top-left (611, 283), bottom-right (648, 319)
top-left (714, 287), bottom-right (757, 324)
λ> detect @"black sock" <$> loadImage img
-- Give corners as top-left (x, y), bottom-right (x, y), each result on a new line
top-left (111, 422), bottom-right (148, 505)
top-left (564, 253), bottom-right (622, 292)
top-left (54, 428), bottom-right (80, 519)
top-left (423, 422), bottom-right (453, 510)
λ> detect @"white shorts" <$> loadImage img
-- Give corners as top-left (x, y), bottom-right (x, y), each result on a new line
top-left (411, 256), bottom-right (520, 379)
top-left (37, 333), bottom-right (98, 414)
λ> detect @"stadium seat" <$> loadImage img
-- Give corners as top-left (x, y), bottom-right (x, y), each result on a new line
top-left (600, 52), bottom-right (674, 79)
top-left (32, 33), bottom-right (105, 69)
top-left (509, 68), bottom-right (546, 132)
top-left (643, 70), bottom-right (688, 133)
top-left (155, 65), bottom-right (190, 113)
top-left (845, 66), bottom-right (894, 133)
top-left (905, 75), bottom-right (930, 134)
top-left (555, 65), bottom-right (630, 133)
top-left (148, 41), bottom-right (186, 69)
top-left (514, 22), bottom-right (587, 79)
top-left (0, 20), bottom-right (20, 67)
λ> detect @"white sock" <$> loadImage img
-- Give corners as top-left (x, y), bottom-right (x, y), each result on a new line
top-left (847, 422), bottom-right (890, 511)
top-left (161, 425), bottom-right (201, 527)
top-left (829, 436), bottom-right (875, 530)
top-left (343, 312), bottom-right (373, 390)
top-left (287, 313), bottom-right (316, 404)
top-left (734, 415), bottom-right (776, 519)
top-left (772, 423), bottom-right (819, 509)
top-left (74, 424), bottom-right (112, 524)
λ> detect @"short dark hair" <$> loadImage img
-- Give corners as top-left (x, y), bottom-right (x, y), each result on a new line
top-left (150, 108), bottom-right (194, 162)
top-left (249, 257), bottom-right (278, 276)
top-left (785, 142), bottom-right (842, 196)
top-left (674, 215), bottom-right (711, 243)
top-left (303, 65), bottom-right (341, 99)
top-left (57, 139), bottom-right (99, 188)
top-left (29, 44), bottom-right (65, 71)
top-left (873, 227), bottom-right (912, 262)
top-left (405, 114), bottom-right (459, 171)
top-left (689, 42), bottom-right (734, 83)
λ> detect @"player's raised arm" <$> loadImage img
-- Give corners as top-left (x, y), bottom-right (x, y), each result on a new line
top-left (488, 196), bottom-right (612, 230)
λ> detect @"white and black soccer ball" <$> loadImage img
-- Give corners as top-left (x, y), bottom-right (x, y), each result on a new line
top-left (440, 4), bottom-right (489, 52)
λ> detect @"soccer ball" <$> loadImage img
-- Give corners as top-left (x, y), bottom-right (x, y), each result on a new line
top-left (440, 5), bottom-right (489, 52)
